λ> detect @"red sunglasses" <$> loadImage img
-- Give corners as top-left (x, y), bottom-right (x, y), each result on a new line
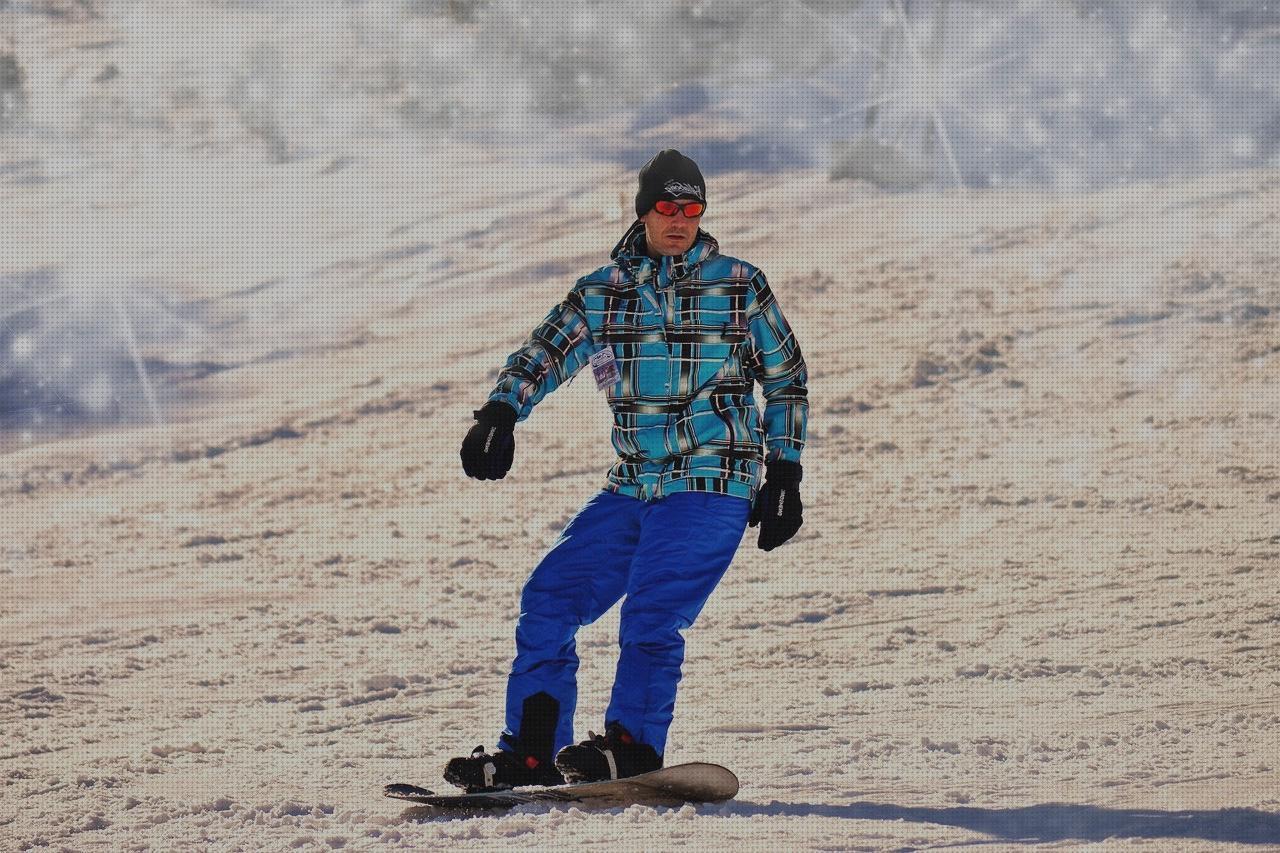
top-left (653, 199), bottom-right (706, 218)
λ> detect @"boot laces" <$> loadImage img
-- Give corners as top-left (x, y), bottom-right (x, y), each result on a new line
top-left (582, 726), bottom-right (631, 749)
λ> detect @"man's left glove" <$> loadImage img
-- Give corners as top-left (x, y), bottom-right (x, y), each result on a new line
top-left (748, 459), bottom-right (803, 551)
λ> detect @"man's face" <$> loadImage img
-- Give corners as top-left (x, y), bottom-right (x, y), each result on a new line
top-left (641, 197), bottom-right (703, 257)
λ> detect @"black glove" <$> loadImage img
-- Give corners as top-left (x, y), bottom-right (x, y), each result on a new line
top-left (461, 401), bottom-right (518, 480)
top-left (749, 459), bottom-right (803, 551)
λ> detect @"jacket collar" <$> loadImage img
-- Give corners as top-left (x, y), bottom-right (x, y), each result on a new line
top-left (610, 218), bottom-right (720, 283)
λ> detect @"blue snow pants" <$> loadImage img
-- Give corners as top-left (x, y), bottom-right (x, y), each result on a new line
top-left (498, 489), bottom-right (751, 758)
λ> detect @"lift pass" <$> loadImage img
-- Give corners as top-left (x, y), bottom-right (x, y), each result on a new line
top-left (590, 347), bottom-right (620, 391)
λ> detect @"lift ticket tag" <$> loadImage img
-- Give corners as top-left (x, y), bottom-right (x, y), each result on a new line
top-left (590, 347), bottom-right (620, 391)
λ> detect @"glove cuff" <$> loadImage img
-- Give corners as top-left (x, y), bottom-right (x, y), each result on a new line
top-left (474, 400), bottom-right (518, 430)
top-left (766, 459), bottom-right (803, 485)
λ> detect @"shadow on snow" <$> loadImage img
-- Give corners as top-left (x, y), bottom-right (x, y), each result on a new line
top-left (398, 795), bottom-right (1279, 845)
top-left (722, 800), bottom-right (1280, 846)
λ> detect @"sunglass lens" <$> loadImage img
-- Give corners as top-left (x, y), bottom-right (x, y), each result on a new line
top-left (653, 199), bottom-right (704, 217)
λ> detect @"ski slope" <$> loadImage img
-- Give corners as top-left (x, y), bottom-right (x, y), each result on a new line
top-left (2, 1), bottom-right (1279, 848)
top-left (2, 136), bottom-right (1278, 848)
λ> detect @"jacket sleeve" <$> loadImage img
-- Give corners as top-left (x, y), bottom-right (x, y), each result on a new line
top-left (487, 284), bottom-right (596, 423)
top-left (744, 269), bottom-right (808, 464)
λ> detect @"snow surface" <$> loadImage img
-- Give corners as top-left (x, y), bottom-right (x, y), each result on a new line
top-left (2, 2), bottom-right (1280, 850)
top-left (3, 135), bottom-right (1279, 848)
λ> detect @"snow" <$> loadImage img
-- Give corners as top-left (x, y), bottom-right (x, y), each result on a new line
top-left (1, 138), bottom-right (1276, 848)
top-left (2, 1), bottom-right (1280, 849)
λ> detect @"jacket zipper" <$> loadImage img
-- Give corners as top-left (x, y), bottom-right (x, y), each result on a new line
top-left (641, 287), bottom-right (662, 316)
top-left (654, 260), bottom-right (678, 465)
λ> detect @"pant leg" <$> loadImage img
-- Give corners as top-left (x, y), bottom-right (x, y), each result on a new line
top-left (605, 491), bottom-right (751, 755)
top-left (499, 489), bottom-right (644, 760)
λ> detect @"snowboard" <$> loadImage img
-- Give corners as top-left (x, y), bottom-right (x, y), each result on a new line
top-left (384, 762), bottom-right (738, 814)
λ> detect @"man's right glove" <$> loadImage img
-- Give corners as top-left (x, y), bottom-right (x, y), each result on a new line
top-left (748, 459), bottom-right (803, 551)
top-left (461, 400), bottom-right (518, 480)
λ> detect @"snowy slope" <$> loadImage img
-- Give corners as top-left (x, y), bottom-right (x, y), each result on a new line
top-left (2, 135), bottom-right (1279, 848)
top-left (2, 1), bottom-right (1280, 849)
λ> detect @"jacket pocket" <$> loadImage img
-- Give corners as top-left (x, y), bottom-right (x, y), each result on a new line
top-left (610, 412), bottom-right (669, 461)
top-left (719, 322), bottom-right (748, 344)
top-left (610, 422), bottom-right (644, 459)
top-left (681, 323), bottom-right (747, 394)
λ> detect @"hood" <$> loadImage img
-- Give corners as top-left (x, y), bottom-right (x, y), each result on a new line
top-left (609, 218), bottom-right (720, 281)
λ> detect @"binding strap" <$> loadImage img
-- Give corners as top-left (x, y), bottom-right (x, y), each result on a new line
top-left (602, 748), bottom-right (618, 780)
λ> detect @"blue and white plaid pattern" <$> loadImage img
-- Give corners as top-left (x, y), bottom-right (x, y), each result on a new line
top-left (488, 220), bottom-right (808, 502)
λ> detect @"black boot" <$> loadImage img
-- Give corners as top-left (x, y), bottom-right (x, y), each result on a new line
top-left (443, 744), bottom-right (563, 793)
top-left (443, 691), bottom-right (564, 793)
top-left (554, 722), bottom-right (663, 784)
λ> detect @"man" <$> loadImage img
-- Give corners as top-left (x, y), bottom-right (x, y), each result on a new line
top-left (447, 149), bottom-right (809, 792)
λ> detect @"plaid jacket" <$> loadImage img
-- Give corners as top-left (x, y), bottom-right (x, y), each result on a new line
top-left (487, 219), bottom-right (808, 503)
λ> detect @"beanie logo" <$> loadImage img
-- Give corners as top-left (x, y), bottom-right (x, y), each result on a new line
top-left (662, 180), bottom-right (704, 200)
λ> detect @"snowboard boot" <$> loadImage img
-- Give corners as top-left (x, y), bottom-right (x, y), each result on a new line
top-left (443, 691), bottom-right (564, 793)
top-left (553, 722), bottom-right (663, 784)
top-left (442, 744), bottom-right (563, 793)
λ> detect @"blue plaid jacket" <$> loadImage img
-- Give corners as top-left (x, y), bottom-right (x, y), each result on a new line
top-left (487, 219), bottom-right (808, 503)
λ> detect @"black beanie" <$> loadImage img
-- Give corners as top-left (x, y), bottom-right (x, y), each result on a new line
top-left (635, 149), bottom-right (706, 218)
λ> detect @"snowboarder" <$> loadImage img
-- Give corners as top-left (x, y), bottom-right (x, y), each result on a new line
top-left (448, 149), bottom-right (809, 792)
